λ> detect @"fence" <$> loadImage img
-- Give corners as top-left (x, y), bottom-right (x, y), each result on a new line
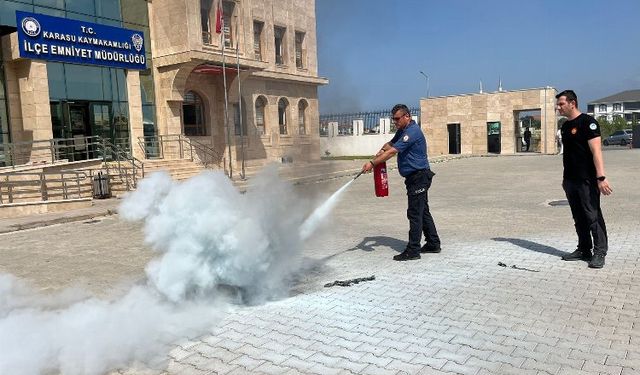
top-left (319, 108), bottom-right (420, 137)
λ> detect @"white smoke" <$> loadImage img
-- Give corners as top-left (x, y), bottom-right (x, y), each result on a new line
top-left (0, 165), bottom-right (352, 375)
top-left (120, 166), bottom-right (310, 304)
top-left (0, 275), bottom-right (222, 375)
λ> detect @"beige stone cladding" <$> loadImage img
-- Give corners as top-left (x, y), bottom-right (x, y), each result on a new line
top-left (421, 88), bottom-right (557, 156)
top-left (149, 0), bottom-right (327, 171)
top-left (2, 34), bottom-right (53, 164)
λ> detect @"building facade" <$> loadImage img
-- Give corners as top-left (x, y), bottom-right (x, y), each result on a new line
top-left (587, 89), bottom-right (640, 123)
top-left (0, 0), bottom-right (326, 173)
top-left (421, 88), bottom-right (558, 156)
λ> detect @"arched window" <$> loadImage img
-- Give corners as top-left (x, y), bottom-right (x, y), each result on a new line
top-left (183, 91), bottom-right (206, 136)
top-left (255, 96), bottom-right (267, 135)
top-left (278, 98), bottom-right (289, 135)
top-left (298, 99), bottom-right (308, 135)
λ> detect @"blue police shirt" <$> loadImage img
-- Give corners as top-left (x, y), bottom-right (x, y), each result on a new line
top-left (389, 120), bottom-right (429, 177)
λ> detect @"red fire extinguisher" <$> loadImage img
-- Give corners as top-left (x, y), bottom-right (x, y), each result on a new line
top-left (373, 161), bottom-right (389, 197)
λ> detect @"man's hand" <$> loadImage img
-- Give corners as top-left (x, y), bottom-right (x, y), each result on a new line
top-left (598, 179), bottom-right (613, 195)
top-left (361, 160), bottom-right (374, 173)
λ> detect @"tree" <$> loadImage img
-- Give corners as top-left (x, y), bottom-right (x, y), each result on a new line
top-left (612, 115), bottom-right (627, 132)
top-left (597, 116), bottom-right (615, 138)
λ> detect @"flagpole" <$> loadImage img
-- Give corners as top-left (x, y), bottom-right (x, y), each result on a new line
top-left (236, 28), bottom-right (246, 180)
top-left (219, 2), bottom-right (232, 179)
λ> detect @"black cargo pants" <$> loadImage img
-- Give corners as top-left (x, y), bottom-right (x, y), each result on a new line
top-left (563, 178), bottom-right (608, 255)
top-left (404, 169), bottom-right (440, 252)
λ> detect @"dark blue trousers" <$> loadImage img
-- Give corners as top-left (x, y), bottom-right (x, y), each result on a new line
top-left (404, 169), bottom-right (440, 252)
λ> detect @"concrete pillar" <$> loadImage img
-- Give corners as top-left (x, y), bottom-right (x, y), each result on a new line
top-left (126, 70), bottom-right (145, 160)
top-left (328, 121), bottom-right (338, 137)
top-left (380, 117), bottom-right (391, 134)
top-left (353, 119), bottom-right (363, 136)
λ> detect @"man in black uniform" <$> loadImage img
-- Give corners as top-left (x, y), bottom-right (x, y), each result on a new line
top-left (361, 104), bottom-right (441, 261)
top-left (524, 128), bottom-right (532, 151)
top-left (556, 90), bottom-right (613, 269)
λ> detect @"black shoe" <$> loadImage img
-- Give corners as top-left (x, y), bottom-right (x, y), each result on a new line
top-left (420, 244), bottom-right (441, 253)
top-left (561, 249), bottom-right (592, 261)
top-left (393, 251), bottom-right (421, 261)
top-left (588, 254), bottom-right (605, 269)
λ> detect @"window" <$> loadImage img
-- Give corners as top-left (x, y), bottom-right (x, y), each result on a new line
top-left (274, 26), bottom-right (286, 65)
top-left (295, 31), bottom-right (305, 69)
top-left (183, 91), bottom-right (206, 136)
top-left (255, 96), bottom-right (267, 135)
top-left (200, 0), bottom-right (213, 44)
top-left (613, 103), bottom-right (622, 112)
top-left (298, 100), bottom-right (308, 135)
top-left (598, 104), bottom-right (607, 112)
top-left (223, 1), bottom-right (235, 48)
top-left (278, 98), bottom-right (289, 135)
top-left (253, 21), bottom-right (263, 60)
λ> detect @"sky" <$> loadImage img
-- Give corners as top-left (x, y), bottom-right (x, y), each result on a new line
top-left (315, 0), bottom-right (640, 114)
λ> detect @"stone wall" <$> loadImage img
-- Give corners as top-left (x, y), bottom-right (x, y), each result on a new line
top-left (421, 88), bottom-right (558, 156)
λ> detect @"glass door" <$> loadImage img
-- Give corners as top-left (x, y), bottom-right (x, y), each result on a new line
top-left (487, 121), bottom-right (501, 154)
top-left (68, 102), bottom-right (91, 160)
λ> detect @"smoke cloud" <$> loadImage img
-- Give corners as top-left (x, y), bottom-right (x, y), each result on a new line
top-left (0, 165), bottom-right (351, 375)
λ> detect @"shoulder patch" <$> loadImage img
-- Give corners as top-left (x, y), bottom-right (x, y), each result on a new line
top-left (589, 123), bottom-right (598, 130)
top-left (402, 135), bottom-right (409, 142)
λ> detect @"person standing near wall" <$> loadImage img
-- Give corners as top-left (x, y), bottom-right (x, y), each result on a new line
top-left (556, 90), bottom-right (612, 269)
top-left (556, 127), bottom-right (563, 154)
top-left (360, 104), bottom-right (441, 261)
top-left (524, 128), bottom-right (532, 151)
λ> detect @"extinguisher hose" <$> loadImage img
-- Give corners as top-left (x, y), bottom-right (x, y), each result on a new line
top-left (353, 170), bottom-right (365, 180)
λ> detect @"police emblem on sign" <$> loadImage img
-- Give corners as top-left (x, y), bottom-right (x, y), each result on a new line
top-left (21, 17), bottom-right (41, 37)
top-left (131, 33), bottom-right (144, 52)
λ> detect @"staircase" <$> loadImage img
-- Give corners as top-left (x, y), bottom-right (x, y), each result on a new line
top-left (141, 159), bottom-right (209, 181)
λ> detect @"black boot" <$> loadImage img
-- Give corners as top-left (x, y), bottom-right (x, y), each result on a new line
top-left (561, 249), bottom-right (592, 261)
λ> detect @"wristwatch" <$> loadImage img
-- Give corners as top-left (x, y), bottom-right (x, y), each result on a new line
top-left (597, 176), bottom-right (606, 182)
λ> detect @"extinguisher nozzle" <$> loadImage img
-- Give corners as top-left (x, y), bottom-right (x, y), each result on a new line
top-left (353, 170), bottom-right (364, 180)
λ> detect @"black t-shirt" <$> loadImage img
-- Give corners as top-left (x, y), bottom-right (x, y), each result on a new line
top-left (561, 113), bottom-right (600, 180)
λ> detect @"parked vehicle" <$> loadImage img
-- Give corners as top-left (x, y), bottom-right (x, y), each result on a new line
top-left (603, 129), bottom-right (633, 146)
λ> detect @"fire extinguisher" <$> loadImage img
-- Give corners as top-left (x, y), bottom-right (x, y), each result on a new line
top-left (373, 161), bottom-right (389, 197)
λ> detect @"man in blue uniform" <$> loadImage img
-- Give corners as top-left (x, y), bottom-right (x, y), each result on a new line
top-left (361, 104), bottom-right (441, 261)
top-left (556, 90), bottom-right (613, 269)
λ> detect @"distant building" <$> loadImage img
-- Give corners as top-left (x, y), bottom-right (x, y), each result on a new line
top-left (587, 90), bottom-right (640, 123)
top-left (421, 87), bottom-right (558, 155)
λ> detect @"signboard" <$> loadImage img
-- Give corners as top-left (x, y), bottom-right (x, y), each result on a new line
top-left (16, 11), bottom-right (146, 70)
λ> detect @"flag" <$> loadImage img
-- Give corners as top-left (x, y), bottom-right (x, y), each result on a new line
top-left (215, 1), bottom-right (223, 34)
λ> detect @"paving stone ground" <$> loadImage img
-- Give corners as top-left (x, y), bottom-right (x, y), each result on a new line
top-left (1, 149), bottom-right (639, 375)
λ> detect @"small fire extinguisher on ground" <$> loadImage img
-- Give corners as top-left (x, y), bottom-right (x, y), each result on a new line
top-left (373, 161), bottom-right (389, 197)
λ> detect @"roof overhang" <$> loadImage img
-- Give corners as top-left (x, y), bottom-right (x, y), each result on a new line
top-left (0, 25), bottom-right (17, 36)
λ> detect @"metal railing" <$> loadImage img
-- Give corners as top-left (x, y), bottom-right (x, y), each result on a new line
top-left (0, 136), bottom-right (144, 203)
top-left (0, 170), bottom-right (89, 204)
top-left (96, 138), bottom-right (144, 190)
top-left (137, 134), bottom-right (226, 171)
top-left (0, 136), bottom-right (103, 167)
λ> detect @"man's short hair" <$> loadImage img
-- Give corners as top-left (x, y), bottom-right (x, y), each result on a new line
top-left (556, 90), bottom-right (578, 106)
top-left (391, 104), bottom-right (410, 116)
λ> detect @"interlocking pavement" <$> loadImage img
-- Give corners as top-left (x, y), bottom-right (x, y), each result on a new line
top-left (1, 149), bottom-right (639, 374)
